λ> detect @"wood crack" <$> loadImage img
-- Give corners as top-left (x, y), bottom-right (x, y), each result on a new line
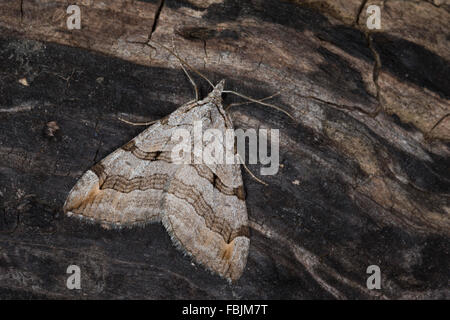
top-left (148, 0), bottom-right (165, 41)
top-left (366, 33), bottom-right (383, 116)
top-left (19, 0), bottom-right (24, 22)
top-left (354, 0), bottom-right (369, 26)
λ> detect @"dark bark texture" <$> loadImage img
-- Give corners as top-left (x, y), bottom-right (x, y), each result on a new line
top-left (0, 0), bottom-right (449, 299)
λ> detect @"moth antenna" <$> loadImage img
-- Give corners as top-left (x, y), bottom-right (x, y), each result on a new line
top-left (237, 154), bottom-right (268, 186)
top-left (171, 38), bottom-right (199, 100)
top-left (223, 90), bottom-right (295, 121)
top-left (180, 62), bottom-right (199, 101)
top-left (118, 117), bottom-right (159, 126)
top-left (149, 40), bottom-right (294, 122)
top-left (149, 40), bottom-right (214, 89)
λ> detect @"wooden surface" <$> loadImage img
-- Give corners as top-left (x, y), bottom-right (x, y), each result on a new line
top-left (0, 0), bottom-right (449, 299)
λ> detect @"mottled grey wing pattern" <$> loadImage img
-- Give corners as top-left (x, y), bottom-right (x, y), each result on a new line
top-left (63, 113), bottom-right (179, 228)
top-left (64, 82), bottom-right (250, 282)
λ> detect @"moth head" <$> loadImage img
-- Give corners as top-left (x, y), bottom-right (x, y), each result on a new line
top-left (208, 79), bottom-right (225, 99)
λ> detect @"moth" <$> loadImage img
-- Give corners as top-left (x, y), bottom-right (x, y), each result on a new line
top-left (63, 79), bottom-right (251, 282)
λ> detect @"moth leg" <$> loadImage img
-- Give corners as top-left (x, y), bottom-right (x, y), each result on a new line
top-left (236, 153), bottom-right (268, 186)
top-left (117, 118), bottom-right (159, 126)
top-left (223, 89), bottom-right (295, 120)
top-left (225, 91), bottom-right (282, 111)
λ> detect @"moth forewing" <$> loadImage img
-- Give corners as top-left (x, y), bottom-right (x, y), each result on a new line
top-left (64, 81), bottom-right (250, 281)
